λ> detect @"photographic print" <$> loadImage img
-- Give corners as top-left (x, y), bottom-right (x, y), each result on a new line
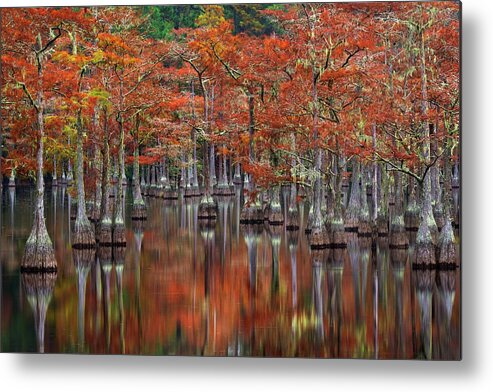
top-left (0, 1), bottom-right (460, 359)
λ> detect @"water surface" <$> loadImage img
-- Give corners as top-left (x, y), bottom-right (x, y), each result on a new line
top-left (0, 186), bottom-right (460, 358)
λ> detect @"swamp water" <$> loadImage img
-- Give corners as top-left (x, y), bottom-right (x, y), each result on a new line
top-left (0, 185), bottom-right (460, 358)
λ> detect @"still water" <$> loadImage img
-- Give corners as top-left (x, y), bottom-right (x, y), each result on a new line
top-left (0, 186), bottom-right (460, 358)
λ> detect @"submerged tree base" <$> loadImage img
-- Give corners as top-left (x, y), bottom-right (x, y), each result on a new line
top-left (377, 217), bottom-right (389, 236)
top-left (21, 240), bottom-right (57, 272)
top-left (99, 220), bottom-right (113, 246)
top-left (213, 184), bottom-right (234, 196)
top-left (185, 186), bottom-right (202, 197)
top-left (415, 242), bottom-right (436, 266)
top-left (286, 207), bottom-right (300, 230)
top-left (439, 241), bottom-right (457, 266)
top-left (389, 230), bottom-right (409, 249)
top-left (149, 186), bottom-right (159, 197)
top-left (405, 210), bottom-right (419, 231)
top-left (358, 221), bottom-right (372, 237)
top-left (113, 221), bottom-right (127, 246)
top-left (198, 196), bottom-right (218, 220)
top-left (131, 203), bottom-right (147, 220)
top-left (113, 245), bottom-right (126, 265)
top-left (439, 221), bottom-right (457, 266)
top-left (330, 220), bottom-right (347, 248)
top-left (72, 222), bottom-right (96, 249)
top-left (309, 225), bottom-right (331, 249)
top-left (240, 204), bottom-right (264, 224)
top-left (344, 216), bottom-right (359, 233)
top-left (163, 189), bottom-right (179, 200)
top-left (268, 207), bottom-right (284, 226)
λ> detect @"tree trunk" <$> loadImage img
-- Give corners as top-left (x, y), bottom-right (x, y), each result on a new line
top-left (198, 84), bottom-right (217, 220)
top-left (309, 67), bottom-right (329, 248)
top-left (345, 159), bottom-right (361, 231)
top-left (389, 171), bottom-right (409, 249)
top-left (113, 115), bottom-right (126, 246)
top-left (372, 124), bottom-right (378, 224)
top-left (8, 167), bottom-right (15, 188)
top-left (52, 156), bottom-right (57, 187)
top-left (240, 92), bottom-right (262, 224)
top-left (191, 79), bottom-right (199, 192)
top-left (268, 186), bottom-right (283, 225)
top-left (415, 25), bottom-right (437, 266)
top-left (0, 108), bottom-right (2, 189)
top-left (331, 153), bottom-right (347, 247)
top-left (67, 134), bottom-right (73, 184)
top-left (405, 176), bottom-right (419, 230)
top-left (438, 141), bottom-right (457, 265)
top-left (93, 143), bottom-right (102, 222)
top-left (430, 123), bottom-right (444, 230)
top-left (415, 126), bottom-right (438, 266)
top-left (22, 48), bottom-right (56, 270)
top-left (72, 111), bottom-right (96, 248)
top-left (359, 164), bottom-right (372, 236)
top-left (99, 108), bottom-right (112, 245)
top-left (377, 164), bottom-right (389, 235)
top-left (234, 161), bottom-right (242, 184)
top-left (286, 133), bottom-right (299, 230)
top-left (131, 118), bottom-right (146, 220)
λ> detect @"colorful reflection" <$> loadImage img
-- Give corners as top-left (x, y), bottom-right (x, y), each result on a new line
top-left (0, 187), bottom-right (460, 358)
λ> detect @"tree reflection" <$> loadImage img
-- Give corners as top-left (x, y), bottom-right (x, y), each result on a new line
top-left (413, 269), bottom-right (435, 359)
top-left (114, 246), bottom-right (126, 354)
top-left (327, 248), bottom-right (345, 358)
top-left (435, 270), bottom-right (458, 360)
top-left (0, 183), bottom-right (460, 358)
top-left (199, 220), bottom-right (215, 355)
top-left (99, 246), bottom-right (112, 352)
top-left (132, 220), bottom-right (144, 352)
top-left (311, 250), bottom-right (327, 342)
top-left (268, 225), bottom-right (282, 298)
top-left (21, 272), bottom-right (57, 353)
top-left (242, 224), bottom-right (262, 294)
top-left (73, 248), bottom-right (95, 351)
top-left (287, 230), bottom-right (298, 310)
top-left (390, 248), bottom-right (408, 358)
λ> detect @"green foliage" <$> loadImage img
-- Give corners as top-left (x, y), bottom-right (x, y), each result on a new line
top-left (224, 4), bottom-right (283, 36)
top-left (141, 4), bottom-right (283, 39)
top-left (141, 5), bottom-right (203, 40)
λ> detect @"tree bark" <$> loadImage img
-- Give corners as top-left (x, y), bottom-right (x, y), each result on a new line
top-left (415, 25), bottom-right (438, 266)
top-left (98, 108), bottom-right (112, 245)
top-left (438, 140), bottom-right (457, 265)
top-left (309, 62), bottom-right (329, 248)
top-left (22, 36), bottom-right (56, 270)
top-left (389, 171), bottom-right (409, 249)
top-left (72, 110), bottom-right (96, 248)
top-left (131, 115), bottom-right (146, 220)
top-left (112, 111), bottom-right (126, 246)
top-left (345, 159), bottom-right (361, 231)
